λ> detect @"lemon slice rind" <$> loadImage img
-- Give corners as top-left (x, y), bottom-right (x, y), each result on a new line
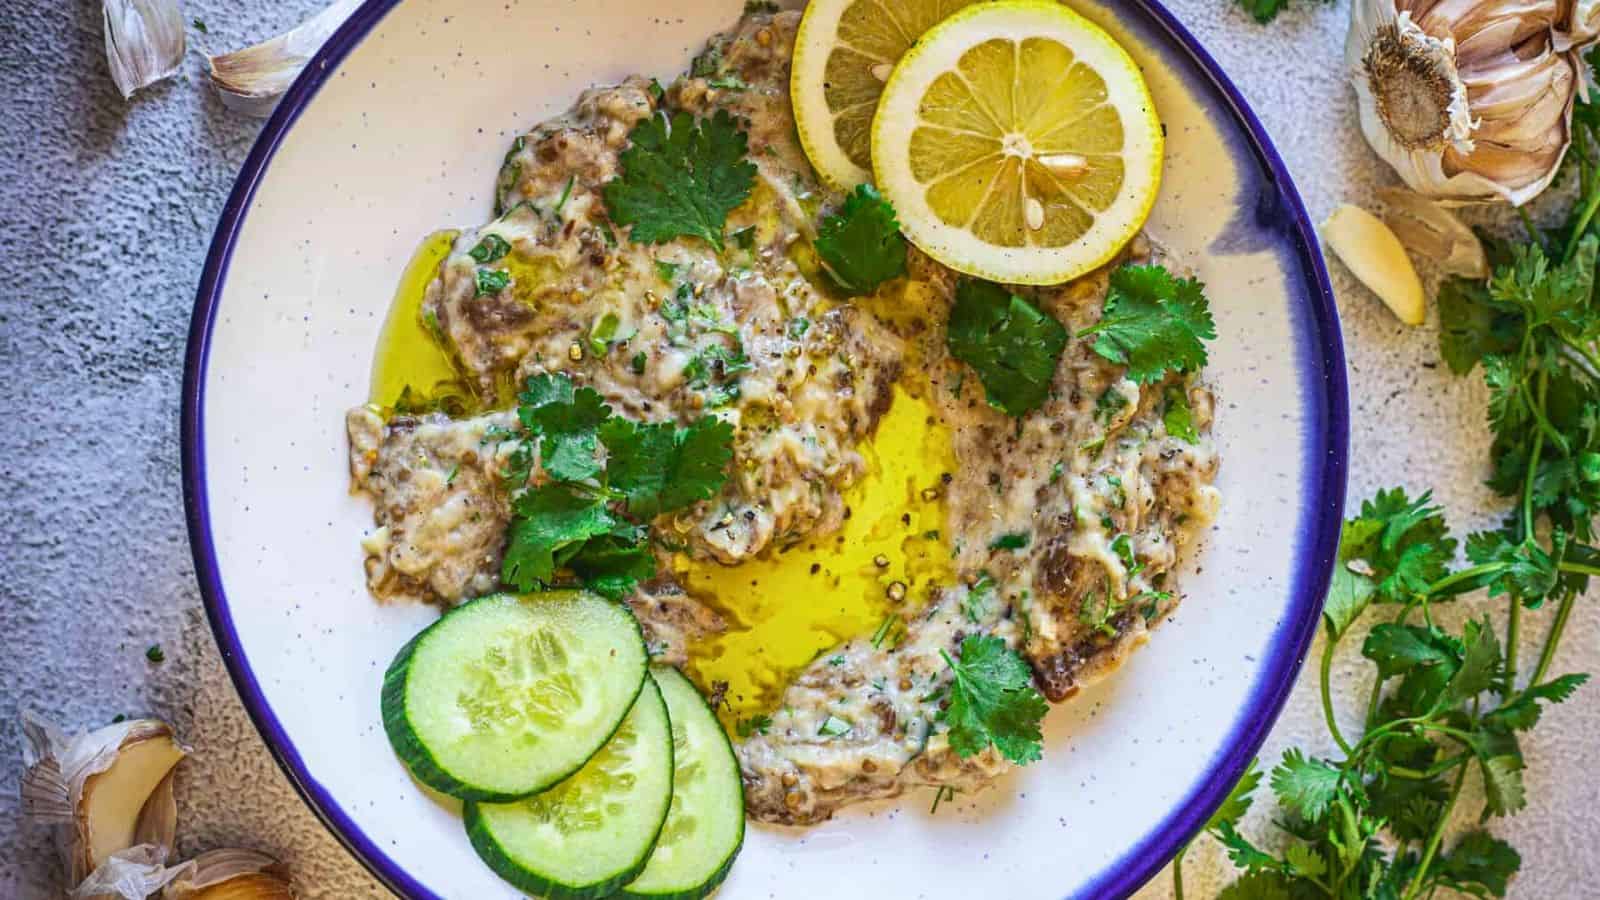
top-left (871, 0), bottom-right (1163, 286)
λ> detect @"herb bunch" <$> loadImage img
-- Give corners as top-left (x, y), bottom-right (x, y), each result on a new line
top-left (1175, 129), bottom-right (1600, 900)
top-left (497, 373), bottom-right (734, 600)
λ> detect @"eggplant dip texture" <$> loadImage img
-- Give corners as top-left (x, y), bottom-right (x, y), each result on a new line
top-left (347, 8), bottom-right (1219, 825)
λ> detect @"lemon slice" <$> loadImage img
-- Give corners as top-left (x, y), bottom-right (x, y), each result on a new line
top-left (871, 0), bottom-right (1163, 285)
top-left (792, 0), bottom-right (984, 189)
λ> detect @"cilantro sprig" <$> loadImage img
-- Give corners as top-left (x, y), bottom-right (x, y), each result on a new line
top-left (602, 109), bottom-right (756, 251)
top-left (936, 634), bottom-right (1048, 764)
top-left (1176, 171), bottom-right (1600, 898)
top-left (499, 374), bottom-right (734, 599)
top-left (814, 184), bottom-right (907, 295)
top-left (947, 279), bottom-right (1068, 416)
top-left (1079, 264), bottom-right (1216, 384)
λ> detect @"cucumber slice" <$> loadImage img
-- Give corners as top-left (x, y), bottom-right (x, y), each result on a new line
top-left (466, 673), bottom-right (675, 900)
top-left (381, 591), bottom-right (647, 801)
top-left (622, 667), bottom-right (746, 900)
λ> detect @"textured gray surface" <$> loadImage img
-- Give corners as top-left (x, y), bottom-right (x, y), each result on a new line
top-left (0, 1), bottom-right (1595, 898)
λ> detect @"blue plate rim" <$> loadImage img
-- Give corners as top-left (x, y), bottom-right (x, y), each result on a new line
top-left (180, 1), bottom-right (1348, 897)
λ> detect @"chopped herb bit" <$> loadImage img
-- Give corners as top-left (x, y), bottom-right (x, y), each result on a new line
top-left (736, 714), bottom-right (772, 738)
top-left (468, 233), bottom-right (511, 264)
top-left (937, 635), bottom-right (1047, 765)
top-left (962, 572), bottom-right (996, 624)
top-left (1079, 264), bottom-right (1216, 384)
top-left (828, 655), bottom-right (846, 666)
top-left (930, 785), bottom-right (956, 814)
top-left (1050, 461), bottom-right (1064, 484)
top-left (818, 715), bottom-right (852, 737)
top-left (709, 75), bottom-right (750, 92)
top-left (1078, 589), bottom-right (1123, 638)
top-left (603, 109), bottom-right (756, 250)
top-left (731, 224), bottom-right (757, 250)
top-left (145, 644), bottom-right (165, 663)
top-left (787, 317), bottom-right (810, 338)
top-left (814, 184), bottom-right (908, 295)
top-left (474, 268), bottom-right (511, 297)
top-left (744, 0), bottom-right (779, 12)
top-left (654, 259), bottom-right (681, 282)
top-left (1095, 386), bottom-right (1129, 423)
top-left (445, 464), bottom-right (460, 486)
top-left (947, 279), bottom-right (1068, 417)
top-left (871, 614), bottom-right (903, 648)
top-left (631, 352), bottom-right (647, 374)
top-left (553, 175), bottom-right (576, 217)
top-left (647, 78), bottom-right (665, 103)
top-left (191, 18), bottom-right (208, 33)
top-left (990, 532), bottom-right (1029, 551)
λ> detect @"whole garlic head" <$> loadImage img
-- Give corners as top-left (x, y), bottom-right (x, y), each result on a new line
top-left (1348, 0), bottom-right (1600, 205)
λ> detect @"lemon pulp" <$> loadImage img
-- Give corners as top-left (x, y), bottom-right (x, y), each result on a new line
top-left (912, 36), bottom-right (1125, 248)
top-left (681, 387), bottom-right (956, 723)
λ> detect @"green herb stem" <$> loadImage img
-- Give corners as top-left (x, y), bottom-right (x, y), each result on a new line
top-left (1401, 765), bottom-right (1468, 900)
top-left (1320, 632), bottom-right (1353, 755)
top-left (1529, 590), bottom-right (1578, 688)
top-left (1564, 187), bottom-right (1600, 262)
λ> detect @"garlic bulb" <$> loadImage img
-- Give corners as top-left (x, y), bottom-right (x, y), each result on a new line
top-left (103, 0), bottom-right (186, 99)
top-left (207, 0), bottom-right (362, 116)
top-left (1347, 0), bottom-right (1600, 206)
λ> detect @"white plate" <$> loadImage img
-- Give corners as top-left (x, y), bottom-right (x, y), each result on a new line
top-left (183, 0), bottom-right (1348, 896)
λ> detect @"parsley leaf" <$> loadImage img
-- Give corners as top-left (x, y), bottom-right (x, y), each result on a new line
top-left (516, 374), bottom-right (612, 481)
top-left (1270, 748), bottom-right (1342, 823)
top-left (1080, 264), bottom-right (1215, 384)
top-left (814, 184), bottom-right (907, 295)
top-left (937, 634), bottom-right (1048, 764)
top-left (601, 415), bottom-right (735, 518)
top-left (946, 279), bottom-right (1068, 416)
top-left (603, 109), bottom-right (757, 250)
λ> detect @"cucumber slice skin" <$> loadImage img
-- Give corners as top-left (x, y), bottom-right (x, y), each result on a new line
top-left (381, 591), bottom-right (647, 802)
top-left (621, 666), bottom-right (746, 900)
top-left (465, 674), bottom-right (675, 900)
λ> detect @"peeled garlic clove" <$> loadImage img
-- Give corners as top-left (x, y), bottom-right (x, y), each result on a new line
top-left (1322, 204), bottom-right (1427, 326)
top-left (1377, 187), bottom-right (1488, 278)
top-left (1347, 1), bottom-right (1597, 206)
top-left (21, 714), bottom-right (190, 886)
top-left (164, 849), bottom-right (295, 900)
top-left (103, 0), bottom-right (186, 99)
top-left (207, 0), bottom-right (363, 116)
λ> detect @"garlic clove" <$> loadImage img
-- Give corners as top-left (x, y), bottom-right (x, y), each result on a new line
top-left (164, 849), bottom-right (295, 899)
top-left (103, 0), bottom-right (186, 100)
top-left (207, 0), bottom-right (363, 116)
top-left (77, 722), bottom-right (187, 880)
top-left (1322, 204), bottom-right (1428, 326)
top-left (1377, 187), bottom-right (1488, 278)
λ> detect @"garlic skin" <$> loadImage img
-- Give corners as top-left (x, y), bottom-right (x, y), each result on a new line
top-left (207, 0), bottom-right (363, 117)
top-left (164, 849), bottom-right (296, 899)
top-left (1347, 0), bottom-right (1598, 206)
top-left (103, 0), bottom-right (187, 99)
top-left (1377, 187), bottom-right (1489, 277)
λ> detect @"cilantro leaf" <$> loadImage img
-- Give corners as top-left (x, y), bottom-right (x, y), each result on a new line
top-left (1477, 751), bottom-right (1527, 819)
top-left (1464, 531), bottom-right (1558, 599)
top-left (1163, 384), bottom-right (1199, 443)
top-left (937, 634), bottom-right (1048, 764)
top-left (601, 416), bottom-right (735, 518)
top-left (567, 530), bottom-right (657, 600)
top-left (1205, 758), bottom-right (1261, 833)
top-left (1341, 488), bottom-right (1456, 603)
top-left (603, 109), bottom-right (757, 251)
top-left (947, 279), bottom-right (1068, 416)
top-left (516, 374), bottom-right (612, 481)
top-left (1444, 617), bottom-right (1501, 705)
top-left (814, 184), bottom-right (907, 295)
top-left (1437, 276), bottom-right (1520, 375)
top-left (1270, 748), bottom-right (1342, 823)
top-left (1080, 264), bottom-right (1215, 384)
top-left (1216, 871), bottom-right (1297, 900)
top-left (501, 484), bottom-right (616, 591)
top-left (1234, 0), bottom-right (1292, 24)
top-left (1434, 831), bottom-right (1521, 898)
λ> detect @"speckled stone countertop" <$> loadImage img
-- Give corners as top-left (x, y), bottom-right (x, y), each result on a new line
top-left (1, 1), bottom-right (1596, 898)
